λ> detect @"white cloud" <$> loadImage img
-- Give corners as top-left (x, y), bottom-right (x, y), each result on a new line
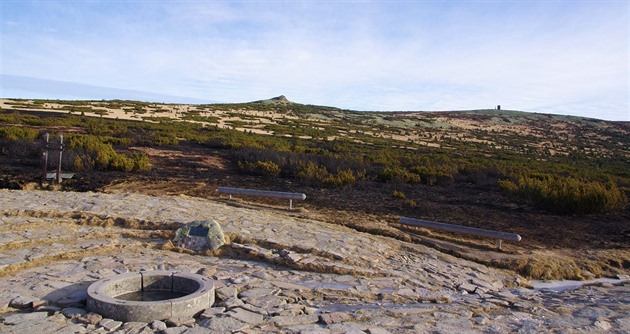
top-left (1, 1), bottom-right (627, 120)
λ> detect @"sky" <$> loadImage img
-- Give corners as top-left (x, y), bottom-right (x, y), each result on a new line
top-left (1, 1), bottom-right (628, 121)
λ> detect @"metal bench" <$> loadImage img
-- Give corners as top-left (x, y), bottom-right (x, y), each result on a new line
top-left (217, 186), bottom-right (306, 209)
top-left (399, 217), bottom-right (521, 250)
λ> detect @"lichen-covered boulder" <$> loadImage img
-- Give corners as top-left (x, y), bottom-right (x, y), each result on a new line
top-left (173, 220), bottom-right (226, 251)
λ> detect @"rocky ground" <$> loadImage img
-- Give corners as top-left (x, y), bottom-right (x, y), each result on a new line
top-left (0, 189), bottom-right (628, 333)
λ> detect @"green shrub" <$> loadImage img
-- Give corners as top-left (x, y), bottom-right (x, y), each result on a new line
top-left (379, 166), bottom-right (421, 183)
top-left (403, 199), bottom-right (417, 209)
top-left (411, 166), bottom-right (454, 186)
top-left (151, 131), bottom-right (179, 145)
top-left (67, 135), bottom-right (151, 172)
top-left (110, 154), bottom-right (135, 172)
top-left (238, 160), bottom-right (281, 177)
top-left (324, 169), bottom-right (358, 186)
top-left (130, 153), bottom-right (152, 172)
top-left (498, 175), bottom-right (628, 214)
top-left (232, 147), bottom-right (366, 187)
top-left (0, 126), bottom-right (38, 141)
top-left (296, 161), bottom-right (329, 182)
top-left (72, 156), bottom-right (85, 171)
top-left (392, 190), bottom-right (406, 199)
top-left (86, 120), bottom-right (128, 137)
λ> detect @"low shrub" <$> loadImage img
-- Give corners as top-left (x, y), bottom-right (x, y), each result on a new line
top-left (0, 126), bottom-right (38, 141)
top-left (67, 135), bottom-right (151, 172)
top-left (403, 199), bottom-right (417, 209)
top-left (233, 147), bottom-right (365, 186)
top-left (130, 153), bottom-right (152, 172)
top-left (151, 131), bottom-right (179, 145)
top-left (295, 161), bottom-right (329, 183)
top-left (238, 160), bottom-right (281, 177)
top-left (498, 174), bottom-right (627, 214)
top-left (323, 169), bottom-right (358, 186)
top-left (379, 166), bottom-right (421, 184)
top-left (0, 138), bottom-right (40, 157)
top-left (392, 190), bottom-right (406, 199)
top-left (411, 166), bottom-right (454, 186)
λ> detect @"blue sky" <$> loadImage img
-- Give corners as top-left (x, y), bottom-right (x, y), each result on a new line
top-left (1, 1), bottom-right (628, 121)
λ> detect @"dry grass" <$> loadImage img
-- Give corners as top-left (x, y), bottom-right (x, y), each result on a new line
top-left (485, 251), bottom-right (627, 281)
top-left (511, 257), bottom-right (584, 280)
top-left (0, 216), bottom-right (175, 278)
top-left (4, 209), bottom-right (181, 231)
top-left (0, 243), bottom-right (123, 278)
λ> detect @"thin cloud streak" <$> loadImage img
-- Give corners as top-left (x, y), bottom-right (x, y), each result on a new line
top-left (1, 1), bottom-right (627, 121)
top-left (1, 75), bottom-right (213, 104)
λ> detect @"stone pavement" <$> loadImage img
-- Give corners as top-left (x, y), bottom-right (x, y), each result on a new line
top-left (0, 189), bottom-right (628, 333)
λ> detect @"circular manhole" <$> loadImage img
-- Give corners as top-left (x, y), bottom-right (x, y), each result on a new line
top-left (86, 271), bottom-right (214, 322)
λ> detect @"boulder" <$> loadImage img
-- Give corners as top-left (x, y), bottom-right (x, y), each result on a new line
top-left (173, 220), bottom-right (226, 251)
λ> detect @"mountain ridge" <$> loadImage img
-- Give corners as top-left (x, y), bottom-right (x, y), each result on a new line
top-left (3, 96), bottom-right (623, 124)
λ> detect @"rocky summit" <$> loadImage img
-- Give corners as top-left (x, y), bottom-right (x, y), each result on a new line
top-left (0, 189), bottom-right (628, 333)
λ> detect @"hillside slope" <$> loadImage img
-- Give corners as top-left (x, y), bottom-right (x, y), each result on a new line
top-left (2, 97), bottom-right (627, 162)
top-left (0, 97), bottom-right (628, 280)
